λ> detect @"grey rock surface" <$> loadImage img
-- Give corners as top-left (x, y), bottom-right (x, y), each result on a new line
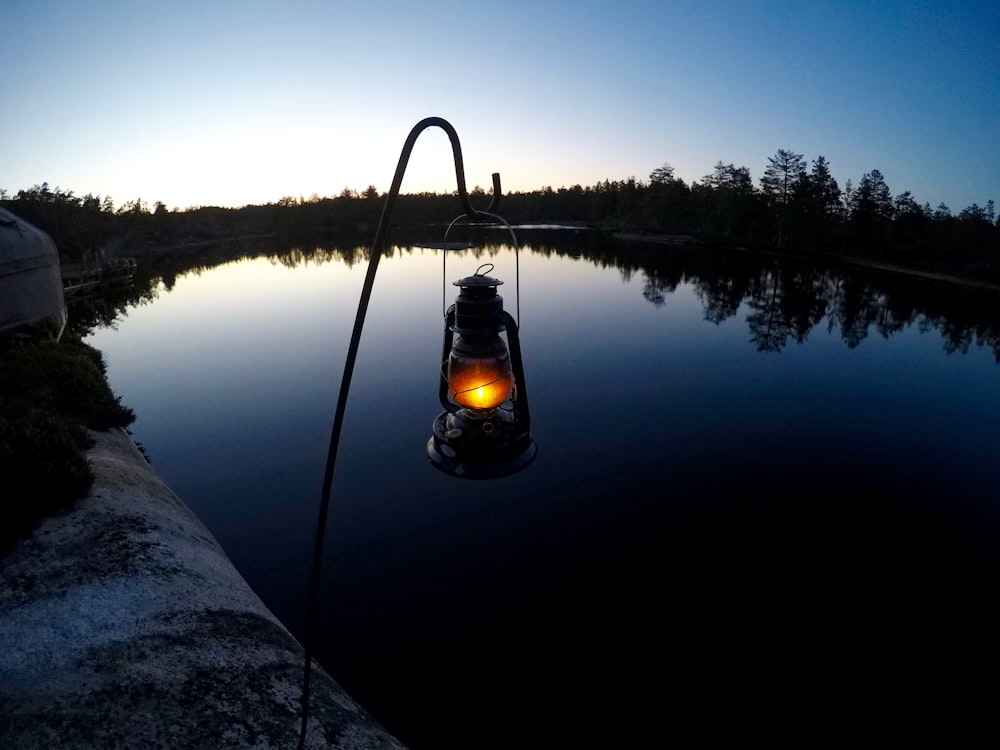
top-left (0, 429), bottom-right (405, 749)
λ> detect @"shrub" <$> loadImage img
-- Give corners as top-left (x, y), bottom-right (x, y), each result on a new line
top-left (0, 337), bottom-right (135, 548)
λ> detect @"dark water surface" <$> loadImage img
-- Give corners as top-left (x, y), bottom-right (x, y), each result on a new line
top-left (88, 232), bottom-right (1000, 745)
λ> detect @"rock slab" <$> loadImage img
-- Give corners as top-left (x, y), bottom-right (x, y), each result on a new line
top-left (0, 429), bottom-right (405, 749)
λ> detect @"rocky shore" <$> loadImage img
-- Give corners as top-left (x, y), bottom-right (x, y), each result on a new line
top-left (0, 428), bottom-right (404, 750)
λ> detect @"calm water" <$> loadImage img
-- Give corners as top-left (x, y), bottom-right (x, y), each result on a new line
top-left (88, 231), bottom-right (1000, 745)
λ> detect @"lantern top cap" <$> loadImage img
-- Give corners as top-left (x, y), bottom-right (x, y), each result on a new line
top-left (453, 263), bottom-right (503, 289)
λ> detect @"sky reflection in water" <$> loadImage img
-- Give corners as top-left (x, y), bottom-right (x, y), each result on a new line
top-left (87, 238), bottom-right (1000, 747)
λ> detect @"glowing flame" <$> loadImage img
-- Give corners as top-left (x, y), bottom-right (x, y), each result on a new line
top-left (449, 357), bottom-right (512, 410)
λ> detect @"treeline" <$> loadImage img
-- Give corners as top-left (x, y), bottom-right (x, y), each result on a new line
top-left (2, 148), bottom-right (998, 270)
top-left (501, 153), bottom-right (999, 268)
top-left (56, 216), bottom-right (1000, 366)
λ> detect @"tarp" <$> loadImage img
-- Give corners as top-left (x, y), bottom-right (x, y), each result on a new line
top-left (0, 206), bottom-right (67, 337)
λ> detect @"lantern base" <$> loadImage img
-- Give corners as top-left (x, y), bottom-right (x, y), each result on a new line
top-left (427, 410), bottom-right (536, 479)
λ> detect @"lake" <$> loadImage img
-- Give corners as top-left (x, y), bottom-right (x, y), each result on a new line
top-left (87, 228), bottom-right (1000, 745)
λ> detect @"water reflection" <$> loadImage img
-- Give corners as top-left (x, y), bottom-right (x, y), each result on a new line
top-left (96, 227), bottom-right (1000, 363)
top-left (591, 240), bottom-right (1000, 358)
top-left (84, 228), bottom-right (1000, 748)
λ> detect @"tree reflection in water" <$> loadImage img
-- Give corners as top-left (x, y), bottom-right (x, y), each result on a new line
top-left (623, 241), bottom-right (1000, 359)
top-left (80, 227), bottom-right (1000, 364)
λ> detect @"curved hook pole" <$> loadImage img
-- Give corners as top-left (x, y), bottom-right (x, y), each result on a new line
top-left (370, 116), bottom-right (501, 262)
top-left (297, 117), bottom-right (500, 748)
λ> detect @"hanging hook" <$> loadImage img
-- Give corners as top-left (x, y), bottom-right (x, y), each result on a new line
top-left (371, 117), bottom-right (501, 263)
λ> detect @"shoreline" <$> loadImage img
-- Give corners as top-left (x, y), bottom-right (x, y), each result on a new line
top-left (0, 428), bottom-right (404, 749)
top-left (614, 231), bottom-right (1000, 294)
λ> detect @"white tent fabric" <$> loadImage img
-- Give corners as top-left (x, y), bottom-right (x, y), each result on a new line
top-left (0, 206), bottom-right (67, 337)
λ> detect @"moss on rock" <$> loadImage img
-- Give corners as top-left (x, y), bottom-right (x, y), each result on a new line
top-left (0, 336), bottom-right (135, 548)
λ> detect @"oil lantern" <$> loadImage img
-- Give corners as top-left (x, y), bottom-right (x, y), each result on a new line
top-left (427, 265), bottom-right (536, 478)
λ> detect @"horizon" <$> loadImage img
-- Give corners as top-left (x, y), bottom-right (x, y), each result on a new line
top-left (3, 1), bottom-right (998, 214)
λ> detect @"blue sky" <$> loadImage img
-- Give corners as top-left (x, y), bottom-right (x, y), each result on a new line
top-left (3, 1), bottom-right (997, 213)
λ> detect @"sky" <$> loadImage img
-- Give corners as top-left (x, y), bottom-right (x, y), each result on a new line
top-left (3, 0), bottom-right (998, 213)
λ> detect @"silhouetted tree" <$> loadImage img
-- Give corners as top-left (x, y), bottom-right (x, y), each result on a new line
top-left (853, 170), bottom-right (893, 220)
top-left (649, 163), bottom-right (676, 185)
top-left (959, 203), bottom-right (991, 225)
top-left (640, 163), bottom-right (691, 230)
top-left (851, 169), bottom-right (893, 250)
top-left (793, 156), bottom-right (842, 251)
top-left (891, 190), bottom-right (927, 249)
top-left (893, 191), bottom-right (920, 219)
top-left (806, 157), bottom-right (841, 215)
top-left (696, 162), bottom-right (760, 241)
top-left (760, 149), bottom-right (806, 248)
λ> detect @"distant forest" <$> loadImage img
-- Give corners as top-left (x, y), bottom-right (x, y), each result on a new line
top-left (3, 149), bottom-right (998, 275)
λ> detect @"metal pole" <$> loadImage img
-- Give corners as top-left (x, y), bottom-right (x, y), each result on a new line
top-left (297, 117), bottom-right (502, 749)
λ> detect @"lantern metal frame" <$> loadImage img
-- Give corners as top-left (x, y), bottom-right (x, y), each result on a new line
top-left (428, 266), bottom-right (535, 479)
top-left (297, 117), bottom-right (534, 748)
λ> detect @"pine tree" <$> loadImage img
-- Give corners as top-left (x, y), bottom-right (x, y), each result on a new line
top-left (760, 149), bottom-right (806, 207)
top-left (805, 156), bottom-right (841, 215)
top-left (852, 169), bottom-right (893, 221)
top-left (760, 149), bottom-right (806, 247)
top-left (649, 163), bottom-right (676, 185)
top-left (851, 169), bottom-right (894, 250)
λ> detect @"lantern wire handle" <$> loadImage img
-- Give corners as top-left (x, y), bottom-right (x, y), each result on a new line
top-left (441, 210), bottom-right (522, 326)
top-left (297, 117), bottom-right (501, 750)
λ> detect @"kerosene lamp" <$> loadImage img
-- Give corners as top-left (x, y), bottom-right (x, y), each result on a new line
top-left (428, 264), bottom-right (535, 479)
